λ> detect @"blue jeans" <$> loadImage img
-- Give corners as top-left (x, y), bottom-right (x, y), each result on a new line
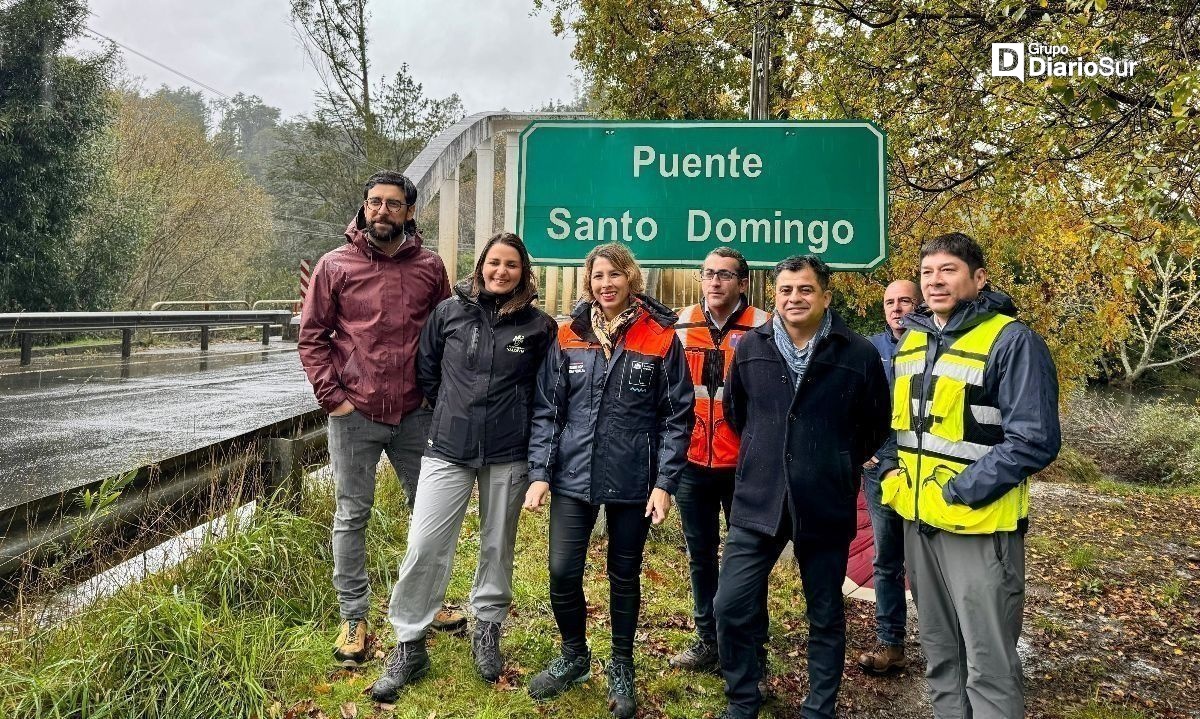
top-left (863, 463), bottom-right (907, 646)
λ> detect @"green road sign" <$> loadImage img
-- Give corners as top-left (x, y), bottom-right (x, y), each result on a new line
top-left (516, 120), bottom-right (887, 270)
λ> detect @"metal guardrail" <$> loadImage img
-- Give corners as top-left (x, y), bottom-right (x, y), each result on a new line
top-left (252, 299), bottom-right (301, 311)
top-left (0, 410), bottom-right (328, 581)
top-left (0, 311), bottom-right (293, 365)
top-left (149, 300), bottom-right (251, 311)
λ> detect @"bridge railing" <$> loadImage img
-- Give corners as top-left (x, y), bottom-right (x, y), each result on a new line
top-left (0, 310), bottom-right (293, 365)
top-left (149, 300), bottom-right (251, 311)
top-left (0, 409), bottom-right (328, 581)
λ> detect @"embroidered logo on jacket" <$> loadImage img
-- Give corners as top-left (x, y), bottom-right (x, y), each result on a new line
top-left (628, 360), bottom-right (655, 393)
top-left (506, 334), bottom-right (526, 353)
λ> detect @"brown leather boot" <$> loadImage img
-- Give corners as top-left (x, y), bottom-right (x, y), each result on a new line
top-left (857, 644), bottom-right (907, 675)
top-left (430, 605), bottom-right (467, 632)
top-left (332, 618), bottom-right (369, 667)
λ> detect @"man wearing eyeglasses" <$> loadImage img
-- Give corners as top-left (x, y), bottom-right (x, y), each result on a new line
top-left (299, 170), bottom-right (451, 669)
top-left (856, 280), bottom-right (920, 676)
top-left (669, 247), bottom-right (770, 677)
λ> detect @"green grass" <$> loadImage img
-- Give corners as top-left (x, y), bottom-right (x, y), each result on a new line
top-left (1066, 544), bottom-right (1103, 573)
top-left (0, 468), bottom-right (811, 719)
top-left (1064, 700), bottom-right (1148, 719)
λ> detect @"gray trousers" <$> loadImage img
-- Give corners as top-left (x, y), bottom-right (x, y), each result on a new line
top-left (328, 408), bottom-right (431, 620)
top-left (905, 522), bottom-right (1025, 719)
top-left (388, 456), bottom-right (529, 642)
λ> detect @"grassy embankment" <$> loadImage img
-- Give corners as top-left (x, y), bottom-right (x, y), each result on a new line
top-left (2, 392), bottom-right (1198, 718)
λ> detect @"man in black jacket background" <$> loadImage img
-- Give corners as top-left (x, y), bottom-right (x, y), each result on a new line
top-left (714, 255), bottom-right (891, 719)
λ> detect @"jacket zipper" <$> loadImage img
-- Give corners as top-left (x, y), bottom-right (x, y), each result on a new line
top-left (913, 329), bottom-right (938, 526)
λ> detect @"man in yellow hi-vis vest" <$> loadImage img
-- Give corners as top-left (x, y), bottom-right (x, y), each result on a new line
top-left (878, 232), bottom-right (1060, 719)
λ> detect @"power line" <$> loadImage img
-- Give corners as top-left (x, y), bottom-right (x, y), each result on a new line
top-left (85, 27), bottom-right (233, 102)
top-left (83, 25), bottom-right (388, 174)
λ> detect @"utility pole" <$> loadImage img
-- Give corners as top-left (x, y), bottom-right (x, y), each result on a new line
top-left (749, 7), bottom-right (772, 120)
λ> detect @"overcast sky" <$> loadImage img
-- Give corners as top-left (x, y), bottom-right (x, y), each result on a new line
top-left (73, 0), bottom-right (579, 120)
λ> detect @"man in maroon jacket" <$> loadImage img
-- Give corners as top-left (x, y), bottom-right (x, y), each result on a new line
top-left (299, 170), bottom-right (451, 668)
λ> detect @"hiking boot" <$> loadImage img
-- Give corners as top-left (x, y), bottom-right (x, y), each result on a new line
top-left (472, 620), bottom-right (503, 683)
top-left (332, 618), bottom-right (369, 668)
top-left (369, 639), bottom-right (430, 702)
top-left (857, 643), bottom-right (907, 675)
top-left (527, 648), bottom-right (592, 701)
top-left (605, 659), bottom-right (637, 718)
top-left (431, 606), bottom-right (467, 632)
top-left (668, 638), bottom-right (720, 674)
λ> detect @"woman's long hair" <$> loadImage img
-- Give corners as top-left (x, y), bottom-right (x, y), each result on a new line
top-left (470, 232), bottom-right (538, 316)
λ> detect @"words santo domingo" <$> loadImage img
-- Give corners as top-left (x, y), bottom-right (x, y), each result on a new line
top-left (543, 145), bottom-right (857, 252)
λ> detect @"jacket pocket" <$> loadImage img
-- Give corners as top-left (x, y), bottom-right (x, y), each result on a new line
top-left (920, 465), bottom-right (1002, 534)
top-left (466, 324), bottom-right (482, 371)
top-left (446, 415), bottom-right (473, 459)
top-left (711, 418), bottom-right (741, 467)
top-left (687, 416), bottom-right (709, 465)
top-left (339, 346), bottom-right (361, 390)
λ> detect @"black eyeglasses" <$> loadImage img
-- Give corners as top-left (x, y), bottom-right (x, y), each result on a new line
top-left (365, 197), bottom-right (409, 213)
top-left (697, 269), bottom-right (740, 283)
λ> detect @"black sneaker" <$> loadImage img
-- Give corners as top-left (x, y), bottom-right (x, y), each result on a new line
top-left (472, 620), bottom-right (503, 683)
top-left (605, 659), bottom-right (636, 718)
top-left (369, 639), bottom-right (430, 702)
top-left (528, 648), bottom-right (592, 700)
top-left (668, 638), bottom-right (720, 674)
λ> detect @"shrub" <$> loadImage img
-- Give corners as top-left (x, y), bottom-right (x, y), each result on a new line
top-left (1063, 394), bottom-right (1200, 487)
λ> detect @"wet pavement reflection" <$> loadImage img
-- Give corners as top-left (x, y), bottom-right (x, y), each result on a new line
top-left (0, 343), bottom-right (319, 511)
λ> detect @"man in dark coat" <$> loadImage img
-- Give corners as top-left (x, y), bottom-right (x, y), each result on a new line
top-left (714, 255), bottom-right (891, 719)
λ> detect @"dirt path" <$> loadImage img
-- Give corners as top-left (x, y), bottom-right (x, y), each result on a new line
top-left (763, 481), bottom-right (1200, 718)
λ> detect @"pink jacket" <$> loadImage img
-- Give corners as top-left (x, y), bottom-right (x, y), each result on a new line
top-left (298, 210), bottom-right (451, 424)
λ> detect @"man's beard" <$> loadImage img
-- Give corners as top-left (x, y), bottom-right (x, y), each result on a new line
top-left (367, 219), bottom-right (403, 243)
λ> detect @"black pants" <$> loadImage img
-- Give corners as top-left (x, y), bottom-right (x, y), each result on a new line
top-left (677, 464), bottom-right (753, 645)
top-left (714, 515), bottom-right (851, 719)
top-left (548, 494), bottom-right (651, 662)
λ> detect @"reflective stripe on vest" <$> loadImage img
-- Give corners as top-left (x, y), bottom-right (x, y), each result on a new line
top-left (678, 303), bottom-right (769, 468)
top-left (882, 313), bottom-right (1024, 534)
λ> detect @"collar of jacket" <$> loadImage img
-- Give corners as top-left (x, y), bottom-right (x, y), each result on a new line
top-left (344, 206), bottom-right (423, 261)
top-left (567, 292), bottom-right (679, 343)
top-left (752, 307), bottom-right (852, 347)
top-left (452, 279), bottom-right (538, 318)
top-left (900, 287), bottom-right (1018, 336)
top-left (702, 293), bottom-right (748, 331)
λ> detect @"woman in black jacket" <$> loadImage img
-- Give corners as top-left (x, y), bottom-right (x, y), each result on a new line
top-left (523, 243), bottom-right (694, 718)
top-left (371, 233), bottom-right (557, 703)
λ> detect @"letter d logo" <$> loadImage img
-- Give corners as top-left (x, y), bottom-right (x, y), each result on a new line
top-left (991, 43), bottom-right (1024, 80)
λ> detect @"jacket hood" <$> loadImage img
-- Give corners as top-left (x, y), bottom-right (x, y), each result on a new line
top-left (453, 278), bottom-right (539, 318)
top-left (345, 207), bottom-right (424, 259)
top-left (902, 287), bottom-right (1018, 335)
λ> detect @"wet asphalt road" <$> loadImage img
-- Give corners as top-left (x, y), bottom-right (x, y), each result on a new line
top-left (0, 343), bottom-right (319, 511)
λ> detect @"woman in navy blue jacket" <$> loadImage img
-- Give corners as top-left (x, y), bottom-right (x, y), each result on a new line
top-left (524, 243), bottom-right (694, 718)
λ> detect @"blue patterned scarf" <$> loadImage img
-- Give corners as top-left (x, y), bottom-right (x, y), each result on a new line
top-left (773, 309), bottom-right (832, 389)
